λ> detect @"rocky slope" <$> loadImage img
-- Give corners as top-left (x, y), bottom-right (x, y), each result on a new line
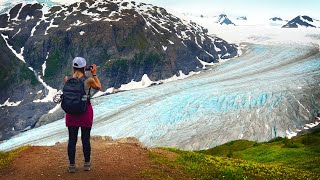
top-left (0, 0), bottom-right (238, 140)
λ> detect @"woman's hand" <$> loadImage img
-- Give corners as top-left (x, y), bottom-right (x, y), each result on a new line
top-left (90, 64), bottom-right (97, 75)
top-left (87, 64), bottom-right (101, 90)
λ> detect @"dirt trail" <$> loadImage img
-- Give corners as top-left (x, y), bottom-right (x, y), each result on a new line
top-left (0, 137), bottom-right (165, 180)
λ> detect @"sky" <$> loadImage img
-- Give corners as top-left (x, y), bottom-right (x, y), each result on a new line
top-left (138, 0), bottom-right (320, 19)
top-left (1, 0), bottom-right (319, 20)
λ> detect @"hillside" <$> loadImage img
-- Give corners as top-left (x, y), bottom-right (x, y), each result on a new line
top-left (1, 129), bottom-right (320, 179)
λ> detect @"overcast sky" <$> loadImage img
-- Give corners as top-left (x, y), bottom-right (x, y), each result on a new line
top-left (139, 0), bottom-right (320, 19)
top-left (47, 0), bottom-right (320, 19)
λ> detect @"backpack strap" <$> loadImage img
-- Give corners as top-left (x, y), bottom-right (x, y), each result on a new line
top-left (79, 76), bottom-right (91, 101)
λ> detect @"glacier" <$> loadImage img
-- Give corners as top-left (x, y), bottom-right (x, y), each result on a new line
top-left (0, 43), bottom-right (320, 151)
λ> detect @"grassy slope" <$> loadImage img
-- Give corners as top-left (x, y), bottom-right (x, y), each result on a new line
top-left (147, 129), bottom-right (320, 179)
top-left (0, 146), bottom-right (29, 169)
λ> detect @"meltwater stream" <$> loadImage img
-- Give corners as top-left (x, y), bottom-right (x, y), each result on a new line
top-left (1, 43), bottom-right (320, 150)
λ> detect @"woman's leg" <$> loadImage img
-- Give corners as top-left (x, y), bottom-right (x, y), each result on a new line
top-left (68, 126), bottom-right (79, 164)
top-left (81, 127), bottom-right (91, 163)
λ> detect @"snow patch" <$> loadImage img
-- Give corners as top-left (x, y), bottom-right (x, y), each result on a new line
top-left (119, 74), bottom-right (154, 91)
top-left (42, 52), bottom-right (49, 76)
top-left (0, 27), bottom-right (14, 31)
top-left (92, 88), bottom-right (115, 98)
top-left (25, 15), bottom-right (32, 21)
top-left (162, 45), bottom-right (167, 51)
top-left (48, 104), bottom-right (61, 114)
top-left (71, 20), bottom-right (87, 26)
top-left (197, 57), bottom-right (214, 69)
top-left (1, 34), bottom-right (25, 63)
top-left (44, 18), bottom-right (59, 35)
top-left (29, 66), bottom-right (60, 103)
top-left (160, 70), bottom-right (201, 83)
top-left (0, 98), bottom-right (22, 107)
top-left (79, 31), bottom-right (85, 35)
top-left (12, 28), bottom-right (21, 38)
top-left (286, 130), bottom-right (297, 139)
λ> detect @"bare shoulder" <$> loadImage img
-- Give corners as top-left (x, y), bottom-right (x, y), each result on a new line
top-left (64, 76), bottom-right (68, 83)
top-left (86, 77), bottom-right (95, 86)
top-left (86, 77), bottom-right (95, 83)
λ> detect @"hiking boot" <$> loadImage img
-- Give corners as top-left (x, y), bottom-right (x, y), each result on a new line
top-left (84, 162), bottom-right (91, 171)
top-left (69, 164), bottom-right (76, 173)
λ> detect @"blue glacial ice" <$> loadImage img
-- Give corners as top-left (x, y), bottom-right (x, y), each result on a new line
top-left (1, 43), bottom-right (320, 151)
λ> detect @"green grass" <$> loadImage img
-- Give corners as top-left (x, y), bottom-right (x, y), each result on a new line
top-left (199, 129), bottom-right (320, 173)
top-left (0, 146), bottom-right (29, 169)
top-left (148, 129), bottom-right (320, 179)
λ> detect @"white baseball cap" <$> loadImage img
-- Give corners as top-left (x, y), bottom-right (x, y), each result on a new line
top-left (72, 57), bottom-right (86, 68)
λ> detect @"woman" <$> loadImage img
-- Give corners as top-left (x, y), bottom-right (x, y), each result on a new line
top-left (64, 57), bottom-right (101, 173)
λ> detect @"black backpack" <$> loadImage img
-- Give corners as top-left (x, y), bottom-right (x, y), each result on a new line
top-left (61, 76), bottom-right (90, 115)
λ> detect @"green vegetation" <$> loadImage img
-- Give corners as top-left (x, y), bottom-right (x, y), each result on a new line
top-left (200, 130), bottom-right (320, 173)
top-left (20, 64), bottom-right (38, 86)
top-left (119, 33), bottom-right (149, 50)
top-left (44, 50), bottom-right (63, 80)
top-left (105, 51), bottom-right (163, 73)
top-left (132, 51), bottom-right (162, 67)
top-left (0, 146), bottom-right (29, 169)
top-left (0, 66), bottom-right (9, 88)
top-left (0, 61), bottom-right (38, 88)
top-left (105, 59), bottom-right (129, 73)
top-left (146, 129), bottom-right (320, 179)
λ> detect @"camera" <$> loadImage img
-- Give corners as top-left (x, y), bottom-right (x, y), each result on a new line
top-left (85, 65), bottom-right (93, 71)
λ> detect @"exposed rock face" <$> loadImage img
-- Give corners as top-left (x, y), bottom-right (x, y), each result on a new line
top-left (0, 0), bottom-right (238, 140)
top-left (282, 15), bottom-right (320, 28)
top-left (270, 17), bottom-right (283, 21)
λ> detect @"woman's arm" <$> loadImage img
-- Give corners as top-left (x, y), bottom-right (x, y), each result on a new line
top-left (87, 64), bottom-right (101, 90)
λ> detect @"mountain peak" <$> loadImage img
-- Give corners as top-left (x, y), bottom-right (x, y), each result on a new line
top-left (270, 17), bottom-right (283, 21)
top-left (282, 15), bottom-right (319, 28)
top-left (216, 14), bottom-right (235, 25)
top-left (237, 16), bottom-right (247, 20)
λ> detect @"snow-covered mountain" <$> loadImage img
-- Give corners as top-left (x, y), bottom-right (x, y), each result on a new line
top-left (237, 16), bottom-right (247, 20)
top-left (269, 17), bottom-right (287, 26)
top-left (0, 0), bottom-right (58, 14)
top-left (216, 14), bottom-right (235, 25)
top-left (282, 15), bottom-right (320, 28)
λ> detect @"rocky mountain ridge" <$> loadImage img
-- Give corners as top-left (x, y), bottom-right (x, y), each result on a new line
top-left (282, 15), bottom-right (320, 28)
top-left (0, 0), bottom-right (238, 140)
